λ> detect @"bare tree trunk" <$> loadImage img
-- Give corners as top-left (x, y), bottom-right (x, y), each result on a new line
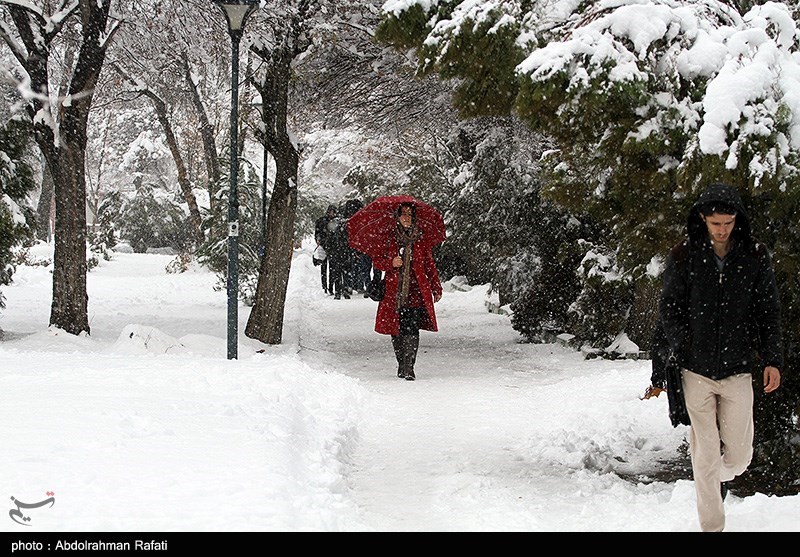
top-left (48, 2), bottom-right (116, 334)
top-left (49, 143), bottom-right (89, 334)
top-left (111, 63), bottom-right (205, 245)
top-left (35, 40), bottom-right (75, 243)
top-left (35, 159), bottom-right (53, 241)
top-left (1, 0), bottom-right (120, 334)
top-left (183, 53), bottom-right (220, 205)
top-left (245, 145), bottom-right (297, 344)
top-left (144, 91), bottom-right (205, 246)
top-left (245, 49), bottom-right (298, 345)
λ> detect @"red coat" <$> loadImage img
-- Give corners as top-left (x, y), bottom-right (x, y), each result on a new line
top-left (372, 234), bottom-right (442, 336)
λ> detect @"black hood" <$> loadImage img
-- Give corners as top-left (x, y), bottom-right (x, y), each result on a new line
top-left (687, 183), bottom-right (752, 250)
top-left (343, 199), bottom-right (363, 218)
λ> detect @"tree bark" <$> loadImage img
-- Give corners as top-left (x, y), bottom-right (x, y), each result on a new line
top-left (49, 142), bottom-right (89, 334)
top-left (51, 3), bottom-right (115, 334)
top-left (35, 41), bottom-right (74, 242)
top-left (245, 48), bottom-right (299, 345)
top-left (244, 142), bottom-right (298, 344)
top-left (142, 90), bottom-right (205, 246)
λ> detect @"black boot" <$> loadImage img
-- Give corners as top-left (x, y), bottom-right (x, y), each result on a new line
top-left (391, 336), bottom-right (404, 377)
top-left (401, 335), bottom-right (419, 381)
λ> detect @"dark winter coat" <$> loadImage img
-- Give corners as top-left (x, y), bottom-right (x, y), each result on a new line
top-left (372, 234), bottom-right (442, 336)
top-left (325, 216), bottom-right (349, 257)
top-left (315, 205), bottom-right (337, 250)
top-left (315, 216), bottom-right (329, 248)
top-left (659, 183), bottom-right (783, 381)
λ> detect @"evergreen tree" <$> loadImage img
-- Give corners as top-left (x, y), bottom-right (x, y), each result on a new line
top-left (197, 157), bottom-right (263, 305)
top-left (567, 242), bottom-right (633, 348)
top-left (341, 165), bottom-right (390, 202)
top-left (0, 119), bottom-right (36, 313)
top-left (376, 0), bottom-right (800, 491)
top-left (90, 190), bottom-right (123, 261)
top-left (438, 117), bottom-right (597, 340)
top-left (113, 180), bottom-right (192, 254)
top-left (376, 0), bottom-right (800, 285)
top-left (375, 1), bottom-right (523, 118)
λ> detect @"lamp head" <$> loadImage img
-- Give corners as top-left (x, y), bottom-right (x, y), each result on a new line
top-left (212, 0), bottom-right (259, 33)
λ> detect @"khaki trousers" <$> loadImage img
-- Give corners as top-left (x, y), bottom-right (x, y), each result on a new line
top-left (682, 370), bottom-right (754, 532)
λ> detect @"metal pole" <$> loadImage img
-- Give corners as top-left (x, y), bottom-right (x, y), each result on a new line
top-left (227, 30), bottom-right (242, 360)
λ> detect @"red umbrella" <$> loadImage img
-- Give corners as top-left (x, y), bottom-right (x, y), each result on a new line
top-left (347, 195), bottom-right (446, 259)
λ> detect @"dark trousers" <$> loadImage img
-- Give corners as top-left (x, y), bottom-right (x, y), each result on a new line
top-left (320, 258), bottom-right (329, 293)
top-left (349, 252), bottom-right (371, 292)
top-left (328, 253), bottom-right (347, 296)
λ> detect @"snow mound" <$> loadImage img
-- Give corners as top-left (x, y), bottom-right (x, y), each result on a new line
top-left (442, 275), bottom-right (472, 292)
top-left (605, 332), bottom-right (640, 355)
top-left (112, 324), bottom-right (187, 355)
top-left (113, 242), bottom-right (134, 253)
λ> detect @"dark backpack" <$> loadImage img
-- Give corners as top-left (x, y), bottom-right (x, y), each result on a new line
top-left (326, 218), bottom-right (348, 253)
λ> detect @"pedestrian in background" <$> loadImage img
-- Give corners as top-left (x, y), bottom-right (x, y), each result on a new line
top-left (314, 205), bottom-right (337, 295)
top-left (326, 207), bottom-right (350, 300)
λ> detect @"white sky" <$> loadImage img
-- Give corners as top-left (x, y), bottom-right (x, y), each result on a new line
top-left (1, 241), bottom-right (798, 532)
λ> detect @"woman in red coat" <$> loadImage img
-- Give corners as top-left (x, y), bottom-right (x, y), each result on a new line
top-left (371, 202), bottom-right (442, 380)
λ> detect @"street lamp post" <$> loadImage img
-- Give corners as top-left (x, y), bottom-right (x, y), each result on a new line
top-left (212, 0), bottom-right (259, 360)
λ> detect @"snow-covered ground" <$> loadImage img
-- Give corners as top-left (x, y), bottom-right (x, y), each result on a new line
top-left (1, 241), bottom-right (798, 532)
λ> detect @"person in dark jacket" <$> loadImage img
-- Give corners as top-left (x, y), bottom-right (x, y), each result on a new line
top-left (342, 199), bottom-right (366, 295)
top-left (658, 182), bottom-right (783, 532)
top-left (326, 206), bottom-right (350, 300)
top-left (315, 205), bottom-right (337, 295)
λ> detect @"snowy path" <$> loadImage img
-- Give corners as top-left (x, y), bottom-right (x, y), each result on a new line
top-left (4, 248), bottom-right (796, 532)
top-left (292, 265), bottom-right (685, 531)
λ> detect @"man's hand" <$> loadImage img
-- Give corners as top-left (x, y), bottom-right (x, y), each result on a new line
top-left (764, 366), bottom-right (781, 393)
top-left (641, 385), bottom-right (665, 400)
top-left (434, 292), bottom-right (442, 303)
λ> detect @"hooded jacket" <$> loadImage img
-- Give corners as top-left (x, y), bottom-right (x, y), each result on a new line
top-left (659, 183), bottom-right (783, 380)
top-left (315, 205), bottom-right (338, 249)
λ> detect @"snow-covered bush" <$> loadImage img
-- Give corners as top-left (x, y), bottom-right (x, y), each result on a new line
top-left (90, 190), bottom-right (123, 262)
top-left (91, 179), bottom-right (192, 263)
top-left (567, 242), bottom-right (633, 348)
top-left (0, 119), bottom-right (36, 311)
